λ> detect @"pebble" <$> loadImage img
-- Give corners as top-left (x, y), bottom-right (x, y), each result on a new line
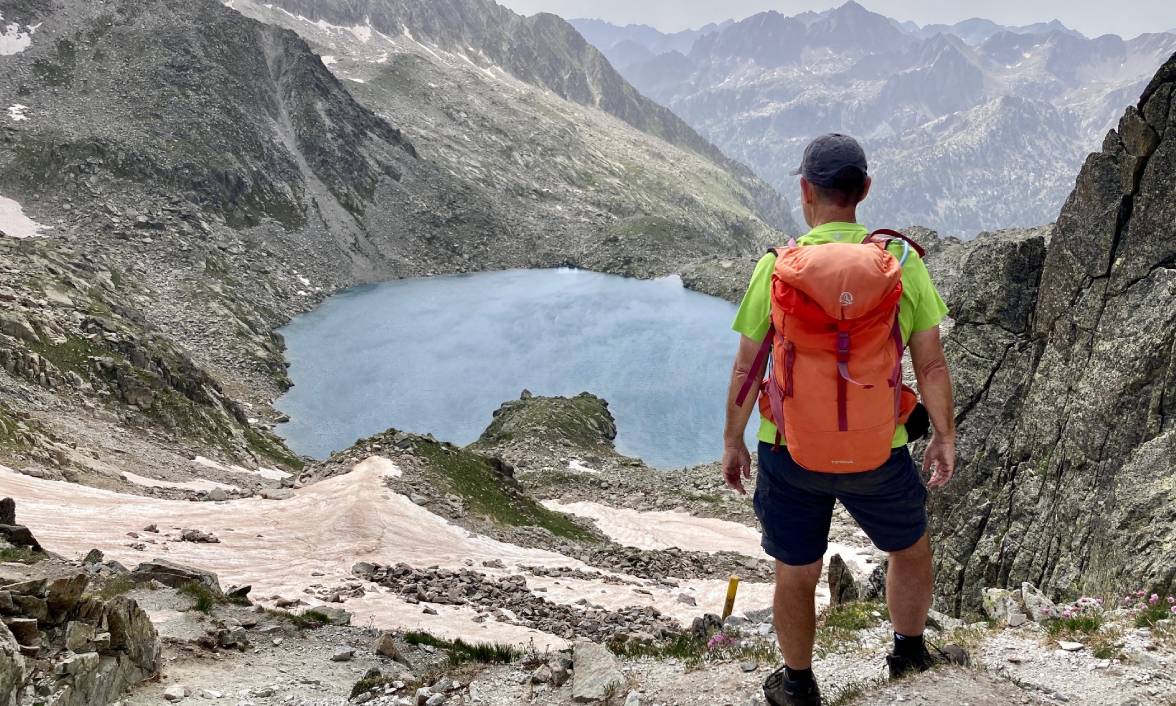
top-left (331, 646), bottom-right (356, 662)
top-left (1058, 641), bottom-right (1084, 652)
top-left (164, 685), bottom-right (190, 702)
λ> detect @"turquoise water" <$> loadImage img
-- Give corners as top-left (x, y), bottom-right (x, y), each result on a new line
top-left (274, 268), bottom-right (756, 468)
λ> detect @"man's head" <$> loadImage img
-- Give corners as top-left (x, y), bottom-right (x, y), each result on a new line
top-left (793, 133), bottom-right (872, 226)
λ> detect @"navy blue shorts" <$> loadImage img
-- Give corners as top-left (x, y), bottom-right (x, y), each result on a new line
top-left (753, 442), bottom-right (928, 566)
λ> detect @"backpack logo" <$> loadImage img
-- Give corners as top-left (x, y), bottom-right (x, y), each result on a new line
top-left (839, 292), bottom-right (854, 307)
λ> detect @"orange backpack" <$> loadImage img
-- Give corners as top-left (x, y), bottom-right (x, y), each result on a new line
top-left (737, 230), bottom-right (923, 473)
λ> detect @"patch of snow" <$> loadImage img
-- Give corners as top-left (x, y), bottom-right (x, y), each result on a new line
top-left (320, 54), bottom-right (337, 66)
top-left (0, 16), bottom-right (33, 55)
top-left (297, 275), bottom-right (310, 286)
top-left (350, 23), bottom-right (372, 43)
top-left (122, 471), bottom-right (240, 493)
top-left (192, 456), bottom-right (292, 481)
top-left (346, 77), bottom-right (366, 84)
top-left (7, 104), bottom-right (28, 121)
top-left (566, 459), bottom-right (598, 474)
top-left (0, 195), bottom-right (50, 239)
top-left (0, 458), bottom-right (777, 646)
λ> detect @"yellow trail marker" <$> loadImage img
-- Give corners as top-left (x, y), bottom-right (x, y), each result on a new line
top-left (722, 575), bottom-right (740, 619)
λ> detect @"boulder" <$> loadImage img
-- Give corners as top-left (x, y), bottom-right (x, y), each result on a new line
top-left (45, 574), bottom-right (88, 625)
top-left (132, 559), bottom-right (222, 594)
top-left (827, 554), bottom-right (859, 606)
top-left (571, 641), bottom-right (625, 702)
top-left (65, 621), bottom-right (94, 652)
top-left (180, 529), bottom-right (219, 544)
top-left (0, 499), bottom-right (13, 526)
top-left (0, 525), bottom-right (40, 552)
top-left (981, 588), bottom-right (1021, 623)
top-left (1021, 583), bottom-right (1058, 623)
top-left (375, 632), bottom-right (407, 663)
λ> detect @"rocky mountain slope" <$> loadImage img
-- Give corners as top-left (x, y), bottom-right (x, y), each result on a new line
top-left (576, 1), bottom-right (1176, 236)
top-left (930, 51), bottom-right (1176, 612)
top-left (226, 0), bottom-right (794, 234)
top-left (0, 0), bottom-right (793, 486)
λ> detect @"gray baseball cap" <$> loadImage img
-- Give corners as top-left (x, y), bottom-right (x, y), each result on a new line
top-left (792, 133), bottom-right (868, 187)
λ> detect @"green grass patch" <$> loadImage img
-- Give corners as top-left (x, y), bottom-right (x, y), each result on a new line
top-left (94, 574), bottom-right (137, 600)
top-left (413, 441), bottom-right (592, 541)
top-left (244, 427), bottom-right (305, 471)
top-left (27, 336), bottom-right (117, 375)
top-left (403, 630), bottom-right (521, 667)
top-left (265, 608), bottom-right (332, 630)
top-left (179, 582), bottom-right (219, 614)
top-left (1047, 615), bottom-right (1102, 637)
top-left (607, 632), bottom-right (778, 668)
top-left (0, 547), bottom-right (45, 564)
top-left (823, 601), bottom-right (889, 631)
top-left (1135, 603), bottom-right (1174, 629)
top-left (814, 601), bottom-right (889, 656)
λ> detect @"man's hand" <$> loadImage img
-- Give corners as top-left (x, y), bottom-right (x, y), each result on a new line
top-left (922, 435), bottom-right (956, 489)
top-left (723, 440), bottom-right (752, 495)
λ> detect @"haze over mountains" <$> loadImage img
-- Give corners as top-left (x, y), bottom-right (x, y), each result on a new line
top-left (571, 2), bottom-right (1176, 235)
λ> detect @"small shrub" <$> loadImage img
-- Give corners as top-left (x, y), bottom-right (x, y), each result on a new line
top-left (179, 582), bottom-right (218, 614)
top-left (1125, 592), bottom-right (1176, 629)
top-left (402, 630), bottom-right (520, 667)
top-left (822, 601), bottom-right (889, 631)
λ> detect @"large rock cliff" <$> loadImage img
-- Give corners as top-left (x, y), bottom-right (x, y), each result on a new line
top-left (932, 53), bottom-right (1176, 614)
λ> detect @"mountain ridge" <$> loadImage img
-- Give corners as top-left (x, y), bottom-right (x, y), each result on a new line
top-left (577, 2), bottom-right (1176, 235)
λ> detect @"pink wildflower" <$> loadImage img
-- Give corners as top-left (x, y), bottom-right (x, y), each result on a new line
top-left (1167, 596), bottom-right (1175, 605)
top-left (1137, 590), bottom-right (1147, 597)
top-left (1149, 594), bottom-right (1160, 606)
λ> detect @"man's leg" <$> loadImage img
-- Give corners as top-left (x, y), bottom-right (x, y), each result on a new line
top-left (772, 558), bottom-right (824, 669)
top-left (886, 533), bottom-right (933, 636)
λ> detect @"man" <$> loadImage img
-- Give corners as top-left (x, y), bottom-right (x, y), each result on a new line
top-left (721, 134), bottom-right (961, 706)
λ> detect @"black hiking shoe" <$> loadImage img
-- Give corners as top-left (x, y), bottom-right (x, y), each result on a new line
top-left (886, 643), bottom-right (970, 679)
top-left (763, 666), bottom-right (822, 706)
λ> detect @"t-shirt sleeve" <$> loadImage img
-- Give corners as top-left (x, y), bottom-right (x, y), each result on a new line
top-left (906, 255), bottom-right (949, 333)
top-left (731, 253), bottom-right (776, 343)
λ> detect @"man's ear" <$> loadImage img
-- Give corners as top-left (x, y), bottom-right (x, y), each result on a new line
top-left (860, 176), bottom-right (872, 203)
top-left (800, 177), bottom-right (813, 205)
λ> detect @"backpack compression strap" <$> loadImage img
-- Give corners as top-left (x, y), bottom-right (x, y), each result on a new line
top-left (736, 328), bottom-right (773, 407)
top-left (866, 229), bottom-right (926, 258)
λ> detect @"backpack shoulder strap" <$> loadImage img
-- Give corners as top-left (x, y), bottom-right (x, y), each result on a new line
top-left (866, 229), bottom-right (926, 259)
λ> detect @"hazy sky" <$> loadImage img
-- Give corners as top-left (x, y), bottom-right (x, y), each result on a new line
top-left (496, 0), bottom-right (1176, 39)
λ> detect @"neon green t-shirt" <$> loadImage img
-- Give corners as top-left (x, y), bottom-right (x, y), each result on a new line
top-left (731, 222), bottom-right (949, 448)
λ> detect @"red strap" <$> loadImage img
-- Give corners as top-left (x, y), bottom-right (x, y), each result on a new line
top-left (866, 229), bottom-right (926, 258)
top-left (736, 329), bottom-right (773, 407)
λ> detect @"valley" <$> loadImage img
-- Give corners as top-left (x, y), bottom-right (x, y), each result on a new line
top-left (0, 0), bottom-right (1173, 704)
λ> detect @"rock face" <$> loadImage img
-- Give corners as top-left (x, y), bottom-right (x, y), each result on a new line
top-left (0, 573), bottom-right (161, 704)
top-left (931, 52), bottom-right (1176, 613)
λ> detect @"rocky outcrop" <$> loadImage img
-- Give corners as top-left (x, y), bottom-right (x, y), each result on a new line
top-left (0, 571), bottom-right (161, 705)
top-left (931, 53), bottom-right (1176, 614)
top-left (475, 392), bottom-right (619, 455)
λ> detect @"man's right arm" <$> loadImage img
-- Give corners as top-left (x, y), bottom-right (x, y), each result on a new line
top-left (908, 326), bottom-right (956, 488)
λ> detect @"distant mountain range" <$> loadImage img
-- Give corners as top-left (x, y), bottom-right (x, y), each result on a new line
top-left (570, 2), bottom-right (1176, 235)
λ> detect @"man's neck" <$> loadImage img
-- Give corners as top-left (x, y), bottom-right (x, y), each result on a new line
top-left (808, 212), bottom-right (858, 228)
top-left (807, 207), bottom-right (859, 228)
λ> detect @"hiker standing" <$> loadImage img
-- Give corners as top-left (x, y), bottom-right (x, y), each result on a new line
top-left (721, 134), bottom-right (965, 706)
